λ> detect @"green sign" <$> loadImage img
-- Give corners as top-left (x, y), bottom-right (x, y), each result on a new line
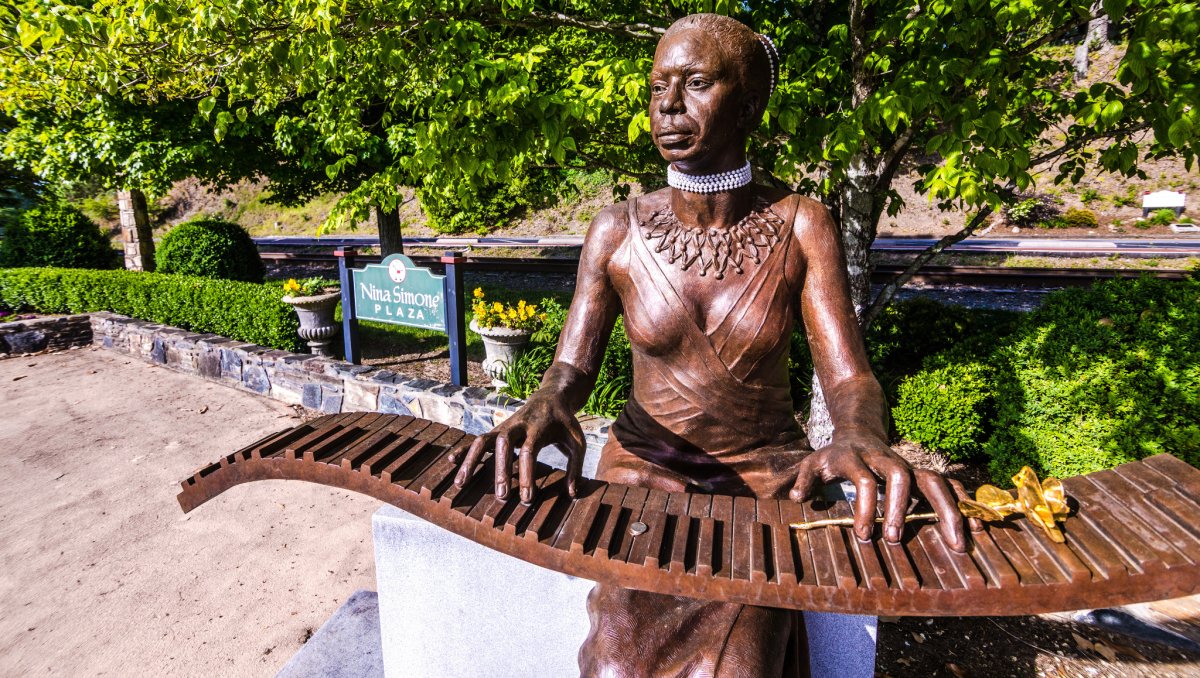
top-left (352, 254), bottom-right (446, 331)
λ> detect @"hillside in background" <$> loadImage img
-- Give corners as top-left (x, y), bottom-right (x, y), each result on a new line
top-left (73, 151), bottom-right (1197, 245)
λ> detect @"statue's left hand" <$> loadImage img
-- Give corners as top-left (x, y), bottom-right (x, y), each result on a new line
top-left (788, 430), bottom-right (968, 552)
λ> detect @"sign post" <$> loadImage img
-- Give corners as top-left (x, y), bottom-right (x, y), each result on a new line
top-left (336, 247), bottom-right (361, 365)
top-left (441, 252), bottom-right (468, 387)
top-left (342, 252), bottom-right (467, 386)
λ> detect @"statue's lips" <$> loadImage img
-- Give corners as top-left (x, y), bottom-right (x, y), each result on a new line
top-left (656, 131), bottom-right (693, 145)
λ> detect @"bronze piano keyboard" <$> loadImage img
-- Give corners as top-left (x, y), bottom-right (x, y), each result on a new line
top-left (177, 413), bottom-right (1200, 616)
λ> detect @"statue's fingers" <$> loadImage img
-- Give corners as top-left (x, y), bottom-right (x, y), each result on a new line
top-left (915, 469), bottom-right (967, 553)
top-left (869, 456), bottom-right (911, 544)
top-left (948, 478), bottom-right (984, 533)
top-left (454, 434), bottom-right (491, 487)
top-left (517, 429), bottom-right (546, 505)
top-left (838, 455), bottom-right (878, 543)
top-left (494, 432), bottom-right (514, 500)
top-left (788, 453), bottom-right (821, 502)
top-left (563, 424), bottom-right (587, 498)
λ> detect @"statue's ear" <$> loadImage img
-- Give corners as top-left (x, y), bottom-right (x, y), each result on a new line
top-left (738, 93), bottom-right (762, 131)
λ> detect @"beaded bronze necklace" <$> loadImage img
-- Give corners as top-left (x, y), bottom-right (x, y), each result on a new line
top-left (640, 195), bottom-right (785, 279)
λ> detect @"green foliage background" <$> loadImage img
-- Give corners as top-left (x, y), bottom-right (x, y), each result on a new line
top-left (984, 276), bottom-right (1200, 480)
top-left (0, 202), bottom-right (119, 269)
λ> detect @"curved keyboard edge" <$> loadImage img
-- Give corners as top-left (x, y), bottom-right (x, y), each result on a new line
top-left (178, 413), bottom-right (1200, 617)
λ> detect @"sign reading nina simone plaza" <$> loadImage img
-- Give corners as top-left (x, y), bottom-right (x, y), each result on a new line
top-left (352, 254), bottom-right (447, 331)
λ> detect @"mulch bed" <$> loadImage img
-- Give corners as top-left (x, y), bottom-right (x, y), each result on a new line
top-left (876, 614), bottom-right (1200, 678)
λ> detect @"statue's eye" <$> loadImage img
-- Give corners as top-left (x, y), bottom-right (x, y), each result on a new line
top-left (687, 78), bottom-right (710, 90)
top-left (651, 83), bottom-right (668, 96)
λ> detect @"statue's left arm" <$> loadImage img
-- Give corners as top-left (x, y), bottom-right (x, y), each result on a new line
top-left (789, 198), bottom-right (967, 552)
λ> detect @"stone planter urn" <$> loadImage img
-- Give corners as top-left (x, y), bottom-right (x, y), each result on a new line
top-left (282, 289), bottom-right (342, 357)
top-left (470, 319), bottom-right (533, 387)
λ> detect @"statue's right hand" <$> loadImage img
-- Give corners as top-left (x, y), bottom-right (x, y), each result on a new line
top-left (449, 394), bottom-right (586, 505)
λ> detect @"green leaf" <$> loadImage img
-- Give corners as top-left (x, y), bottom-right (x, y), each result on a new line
top-left (1100, 100), bottom-right (1124, 127)
top-left (17, 20), bottom-right (42, 49)
top-left (1102, 0), bottom-right (1127, 24)
top-left (198, 96), bottom-right (216, 119)
top-left (1167, 118), bottom-right (1193, 148)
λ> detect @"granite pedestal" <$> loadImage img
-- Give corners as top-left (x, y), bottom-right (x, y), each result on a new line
top-left (373, 505), bottom-right (877, 677)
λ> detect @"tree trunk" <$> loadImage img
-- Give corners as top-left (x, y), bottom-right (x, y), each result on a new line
top-left (806, 155), bottom-right (883, 448)
top-left (374, 204), bottom-right (404, 256)
top-left (1073, 4), bottom-right (1109, 80)
top-left (117, 189), bottom-right (155, 271)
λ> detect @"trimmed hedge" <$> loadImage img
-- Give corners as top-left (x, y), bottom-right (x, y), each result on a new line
top-left (0, 267), bottom-right (301, 351)
top-left (0, 203), bottom-right (119, 269)
top-left (156, 218), bottom-right (265, 282)
top-left (984, 276), bottom-right (1200, 481)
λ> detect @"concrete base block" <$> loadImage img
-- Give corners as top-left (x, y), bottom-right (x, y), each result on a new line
top-left (373, 505), bottom-right (877, 678)
top-left (275, 590), bottom-right (384, 678)
top-left (374, 506), bottom-right (594, 677)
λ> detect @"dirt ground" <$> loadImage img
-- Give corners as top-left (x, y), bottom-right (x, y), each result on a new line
top-left (0, 348), bottom-right (378, 677)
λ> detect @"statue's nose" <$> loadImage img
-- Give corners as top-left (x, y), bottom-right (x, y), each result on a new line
top-left (657, 80), bottom-right (685, 115)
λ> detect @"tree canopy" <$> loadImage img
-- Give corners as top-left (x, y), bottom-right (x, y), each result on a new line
top-left (3, 0), bottom-right (1198, 291)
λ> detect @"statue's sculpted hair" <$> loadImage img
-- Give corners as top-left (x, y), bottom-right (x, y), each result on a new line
top-left (661, 14), bottom-right (777, 123)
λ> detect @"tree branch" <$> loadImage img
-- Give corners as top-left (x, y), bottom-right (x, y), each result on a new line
top-left (874, 120), bottom-right (921, 192)
top-left (1029, 121), bottom-right (1152, 168)
top-left (862, 202), bottom-right (999, 327)
top-left (497, 11), bottom-right (665, 41)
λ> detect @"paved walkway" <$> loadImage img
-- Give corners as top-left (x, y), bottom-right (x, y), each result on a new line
top-left (0, 348), bottom-right (378, 677)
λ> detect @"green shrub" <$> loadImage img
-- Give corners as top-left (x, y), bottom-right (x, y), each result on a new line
top-left (865, 298), bottom-right (1019, 399)
top-left (156, 218), bottom-right (264, 282)
top-left (1080, 188), bottom-right (1102, 204)
top-left (0, 267), bottom-right (301, 351)
top-left (0, 203), bottom-right (119, 269)
top-left (893, 362), bottom-right (994, 461)
top-left (1003, 194), bottom-right (1061, 228)
top-left (1111, 187), bottom-right (1139, 207)
top-left (503, 296), bottom-right (633, 417)
top-left (1062, 208), bottom-right (1099, 229)
top-left (1149, 208), bottom-right (1178, 226)
top-left (984, 277), bottom-right (1200, 482)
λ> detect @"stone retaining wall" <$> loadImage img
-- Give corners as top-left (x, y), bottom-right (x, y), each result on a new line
top-left (0, 315), bottom-right (93, 355)
top-left (89, 313), bottom-right (611, 456)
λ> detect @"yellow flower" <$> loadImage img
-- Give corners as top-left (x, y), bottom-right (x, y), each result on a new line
top-left (540, 313), bottom-right (547, 320)
top-left (492, 301), bottom-right (503, 313)
top-left (473, 288), bottom-right (485, 299)
top-left (283, 279), bottom-right (301, 295)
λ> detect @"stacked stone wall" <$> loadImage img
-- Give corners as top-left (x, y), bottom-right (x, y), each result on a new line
top-left (89, 313), bottom-right (610, 456)
top-left (0, 315), bottom-right (93, 355)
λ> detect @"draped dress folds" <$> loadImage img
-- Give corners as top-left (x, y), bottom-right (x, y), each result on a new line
top-left (579, 195), bottom-right (812, 678)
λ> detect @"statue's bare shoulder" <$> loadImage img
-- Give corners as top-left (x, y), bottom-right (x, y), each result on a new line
top-left (579, 201), bottom-right (633, 281)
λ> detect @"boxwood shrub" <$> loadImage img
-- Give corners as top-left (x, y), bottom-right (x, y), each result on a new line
top-left (893, 362), bottom-right (994, 461)
top-left (984, 276), bottom-right (1200, 481)
top-left (0, 267), bottom-right (301, 351)
top-left (156, 218), bottom-right (265, 282)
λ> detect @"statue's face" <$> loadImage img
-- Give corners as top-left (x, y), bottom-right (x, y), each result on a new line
top-left (650, 28), bottom-right (748, 170)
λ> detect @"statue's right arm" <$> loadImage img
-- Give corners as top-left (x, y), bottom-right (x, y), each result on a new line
top-left (452, 205), bottom-right (626, 504)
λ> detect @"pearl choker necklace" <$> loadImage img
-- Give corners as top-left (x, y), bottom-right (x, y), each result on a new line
top-left (666, 161), bottom-right (753, 193)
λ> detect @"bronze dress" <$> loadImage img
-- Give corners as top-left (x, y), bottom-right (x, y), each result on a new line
top-left (579, 194), bottom-right (812, 677)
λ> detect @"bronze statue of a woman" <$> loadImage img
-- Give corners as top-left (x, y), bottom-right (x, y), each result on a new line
top-left (454, 13), bottom-right (966, 677)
